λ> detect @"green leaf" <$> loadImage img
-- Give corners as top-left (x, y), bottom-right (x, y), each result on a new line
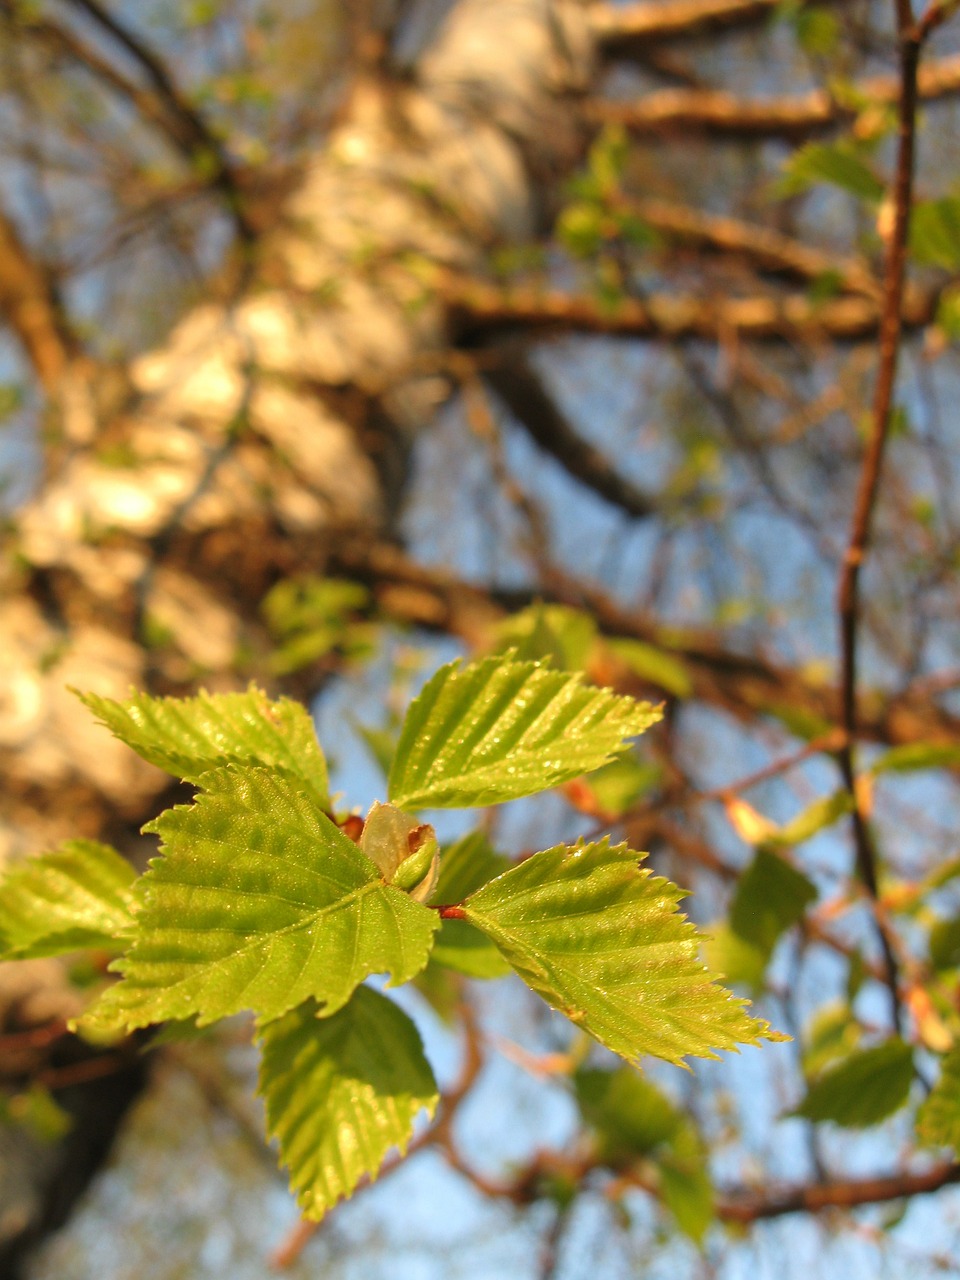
top-left (463, 840), bottom-right (782, 1066)
top-left (777, 141), bottom-right (884, 202)
top-left (793, 1039), bottom-right (914, 1128)
top-left (929, 916), bottom-right (960, 971)
top-left (388, 656), bottom-right (661, 810)
top-left (701, 922), bottom-right (768, 992)
top-left (911, 198), bottom-right (960, 270)
top-left (575, 1067), bottom-right (682, 1157)
top-left (427, 832), bottom-right (512, 977)
top-left (0, 841), bottom-right (135, 959)
top-left (429, 919), bottom-right (512, 978)
top-left (79, 686), bottom-right (330, 808)
top-left (871, 741), bottom-right (960, 775)
top-left (801, 1001), bottom-right (862, 1079)
top-left (916, 1045), bottom-right (960, 1150)
top-left (258, 988), bottom-right (438, 1221)
top-left (658, 1122), bottom-right (713, 1245)
top-left (431, 831), bottom-right (510, 904)
top-left (490, 604), bottom-right (597, 672)
top-left (80, 767), bottom-right (439, 1032)
top-left (764, 791), bottom-right (853, 847)
top-left (729, 848), bottom-right (817, 957)
top-left (607, 638), bottom-right (694, 698)
top-left (575, 1068), bottom-right (713, 1242)
top-left (581, 755), bottom-right (660, 818)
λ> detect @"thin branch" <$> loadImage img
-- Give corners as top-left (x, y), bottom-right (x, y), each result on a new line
top-left (55, 0), bottom-right (255, 240)
top-left (444, 271), bottom-right (938, 344)
top-left (0, 203), bottom-right (77, 389)
top-left (328, 537), bottom-right (960, 752)
top-left (590, 0), bottom-right (842, 49)
top-left (835, 3), bottom-right (926, 1033)
top-left (630, 197), bottom-right (880, 298)
top-left (481, 347), bottom-right (659, 520)
top-left (716, 1161), bottom-right (960, 1222)
top-left (440, 1137), bottom-right (960, 1223)
top-left (588, 52), bottom-right (960, 139)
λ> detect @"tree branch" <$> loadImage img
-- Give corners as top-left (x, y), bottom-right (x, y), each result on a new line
top-left (445, 272), bottom-right (937, 344)
top-left (481, 347), bottom-right (659, 520)
top-left (587, 52), bottom-right (960, 139)
top-left (590, 0), bottom-right (844, 50)
top-left (835, 1), bottom-right (925, 1034)
top-left (716, 1161), bottom-right (960, 1222)
top-left (630, 197), bottom-right (880, 297)
top-left (0, 204), bottom-right (76, 390)
top-left (53, 0), bottom-right (255, 240)
top-left (328, 538), bottom-right (960, 753)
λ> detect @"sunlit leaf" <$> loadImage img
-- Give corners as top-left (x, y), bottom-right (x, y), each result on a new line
top-left (388, 656), bottom-right (661, 810)
top-left (0, 841), bottom-right (135, 959)
top-left (79, 767), bottom-right (438, 1032)
top-left (79, 686), bottom-right (330, 808)
top-left (792, 1039), bottom-right (914, 1128)
top-left (258, 988), bottom-right (438, 1220)
top-left (463, 841), bottom-right (782, 1065)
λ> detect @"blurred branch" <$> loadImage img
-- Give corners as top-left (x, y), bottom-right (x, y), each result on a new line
top-left (481, 347), bottom-right (659, 520)
top-left (716, 1161), bottom-right (960, 1221)
top-left (329, 538), bottom-right (960, 752)
top-left (439, 1137), bottom-right (960, 1222)
top-left (445, 272), bottom-right (938, 344)
top-left (590, 0), bottom-right (785, 47)
top-left (34, 0), bottom-right (256, 241)
top-left (0, 204), bottom-right (77, 389)
top-left (588, 52), bottom-right (960, 138)
top-left (630, 198), bottom-right (880, 297)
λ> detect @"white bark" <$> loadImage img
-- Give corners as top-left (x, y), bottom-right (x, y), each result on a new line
top-left (0, 0), bottom-right (595, 837)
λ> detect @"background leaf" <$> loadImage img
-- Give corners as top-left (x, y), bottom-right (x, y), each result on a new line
top-left (916, 1045), bottom-right (960, 1150)
top-left (388, 656), bottom-right (661, 810)
top-left (80, 686), bottom-right (330, 807)
top-left (728, 848), bottom-right (817, 964)
top-left (81, 767), bottom-right (438, 1032)
top-left (575, 1067), bottom-right (713, 1242)
top-left (0, 841), bottom-right (135, 959)
top-left (792, 1039), bottom-right (914, 1128)
top-left (258, 988), bottom-right (438, 1221)
top-left (464, 841), bottom-right (781, 1065)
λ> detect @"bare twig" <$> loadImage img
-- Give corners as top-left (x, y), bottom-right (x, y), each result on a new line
top-left (835, 0), bottom-right (927, 1033)
top-left (0, 203), bottom-right (77, 388)
top-left (482, 346), bottom-right (659, 520)
top-left (444, 272), bottom-right (938, 345)
top-left (588, 52), bottom-right (960, 139)
top-left (57, 0), bottom-right (255, 241)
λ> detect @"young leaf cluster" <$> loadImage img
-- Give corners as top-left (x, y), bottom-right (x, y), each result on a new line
top-left (0, 656), bottom-right (780, 1222)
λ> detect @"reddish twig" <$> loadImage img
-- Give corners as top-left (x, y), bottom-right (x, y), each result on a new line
top-left (835, 0), bottom-right (928, 1033)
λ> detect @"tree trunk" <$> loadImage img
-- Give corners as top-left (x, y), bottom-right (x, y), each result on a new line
top-left (0, 1), bottom-right (593, 1265)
